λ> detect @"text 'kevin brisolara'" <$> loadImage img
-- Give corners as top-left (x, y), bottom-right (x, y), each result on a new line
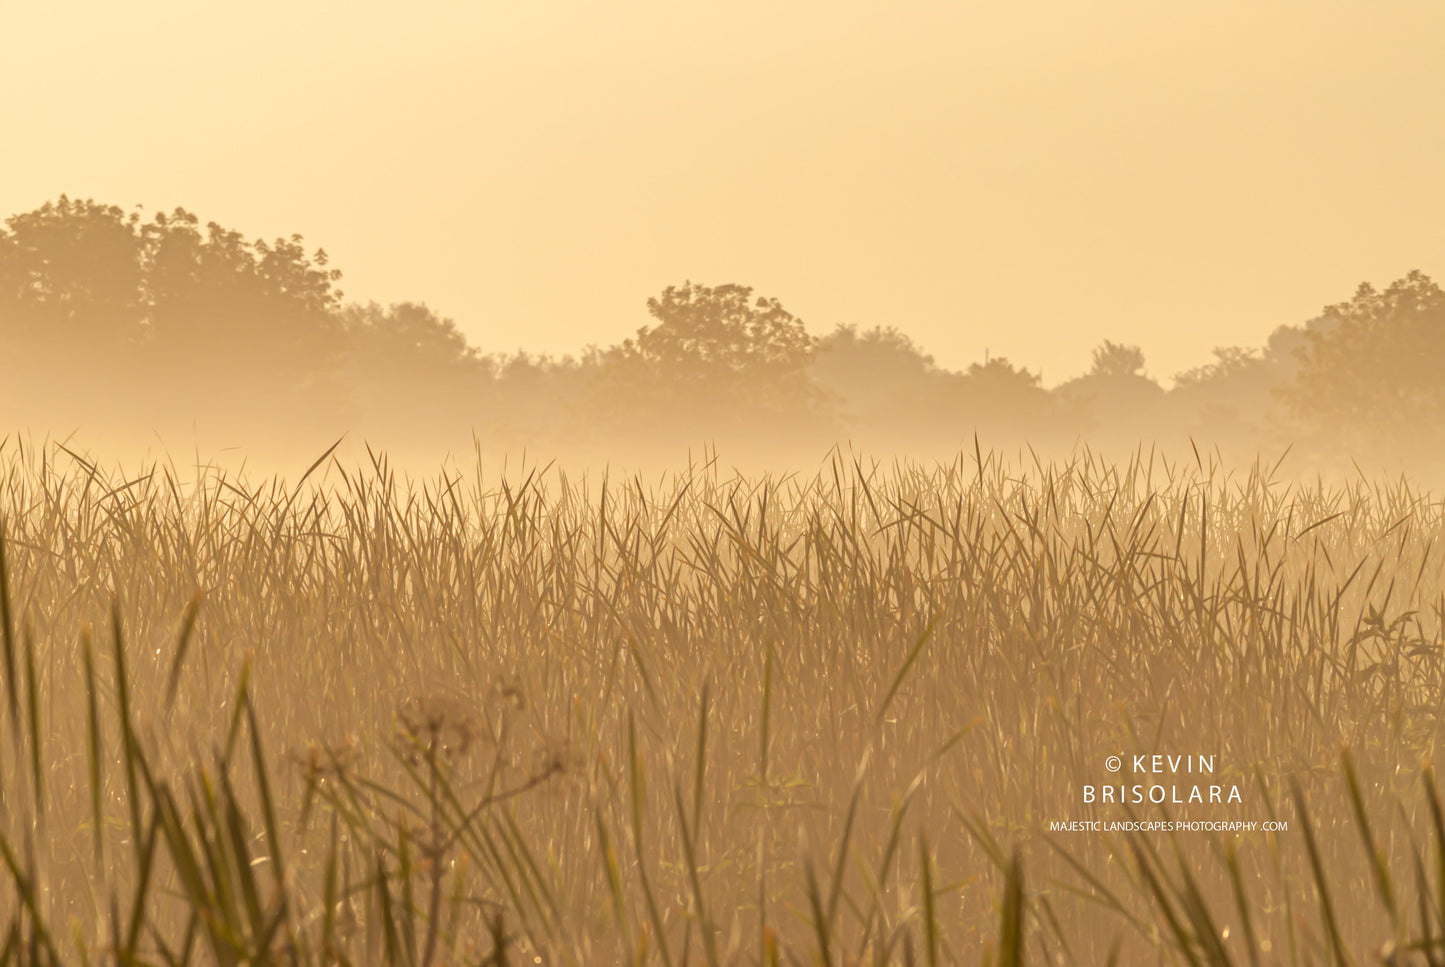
top-left (1049, 820), bottom-right (1287, 833)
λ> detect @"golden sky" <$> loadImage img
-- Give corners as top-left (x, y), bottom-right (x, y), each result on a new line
top-left (2, 1), bottom-right (1442, 386)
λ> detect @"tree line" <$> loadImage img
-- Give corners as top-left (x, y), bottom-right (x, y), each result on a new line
top-left (1, 196), bottom-right (1441, 468)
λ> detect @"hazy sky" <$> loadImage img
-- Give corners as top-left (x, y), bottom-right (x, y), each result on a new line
top-left (3, 1), bottom-right (1442, 386)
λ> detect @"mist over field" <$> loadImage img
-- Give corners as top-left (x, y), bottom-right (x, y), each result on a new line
top-left (4, 0), bottom-right (1445, 961)
top-left (2, 194), bottom-right (1445, 962)
top-left (2, 196), bottom-right (1442, 485)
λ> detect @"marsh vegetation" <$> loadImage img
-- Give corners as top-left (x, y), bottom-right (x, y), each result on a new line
top-left (1, 440), bottom-right (1444, 964)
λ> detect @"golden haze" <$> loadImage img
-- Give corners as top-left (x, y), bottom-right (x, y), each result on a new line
top-left (2, 0), bottom-right (1442, 384)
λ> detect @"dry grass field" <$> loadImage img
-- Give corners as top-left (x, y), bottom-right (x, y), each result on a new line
top-left (2, 437), bottom-right (1444, 965)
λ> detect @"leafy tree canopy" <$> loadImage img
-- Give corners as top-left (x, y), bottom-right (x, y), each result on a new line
top-left (0, 197), bottom-right (146, 352)
top-left (1090, 340), bottom-right (1146, 378)
top-left (618, 281), bottom-right (813, 380)
top-left (964, 356), bottom-right (1042, 387)
top-left (1288, 269), bottom-right (1445, 442)
top-left (0, 196), bottom-right (342, 379)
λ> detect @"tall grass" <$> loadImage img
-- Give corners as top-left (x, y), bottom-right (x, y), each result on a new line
top-left (1, 436), bottom-right (1444, 963)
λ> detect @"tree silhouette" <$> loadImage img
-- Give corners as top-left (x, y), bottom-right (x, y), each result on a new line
top-left (0, 197), bottom-right (147, 362)
top-left (625, 282), bottom-right (812, 377)
top-left (7, 195), bottom-right (1444, 468)
top-left (0, 196), bottom-right (360, 441)
top-left (340, 301), bottom-right (497, 443)
top-left (951, 356), bottom-right (1061, 441)
top-left (1090, 340), bottom-right (1146, 378)
top-left (812, 325), bottom-right (936, 421)
top-left (596, 282), bottom-right (824, 442)
top-left (144, 208), bottom-right (343, 378)
top-left (342, 301), bottom-right (482, 378)
top-left (1055, 341), bottom-right (1164, 440)
top-left (1286, 270), bottom-right (1445, 452)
